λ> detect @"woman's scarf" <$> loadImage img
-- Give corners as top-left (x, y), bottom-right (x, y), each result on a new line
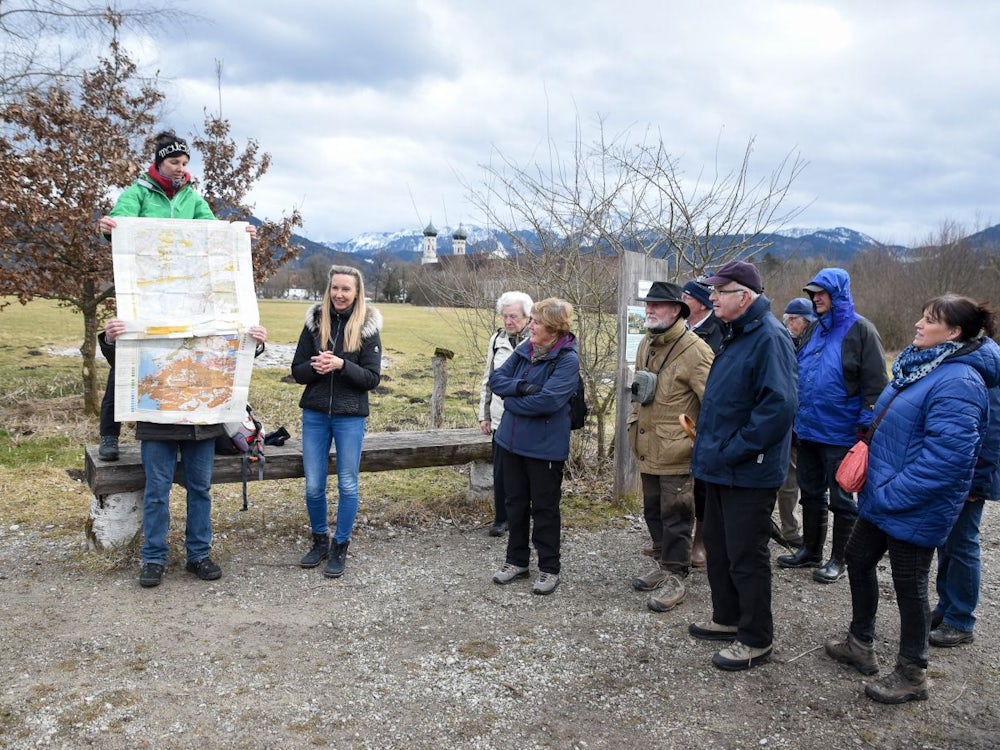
top-left (890, 340), bottom-right (962, 388)
top-left (529, 334), bottom-right (570, 364)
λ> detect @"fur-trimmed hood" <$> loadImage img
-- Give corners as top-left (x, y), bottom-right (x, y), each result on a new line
top-left (303, 303), bottom-right (383, 340)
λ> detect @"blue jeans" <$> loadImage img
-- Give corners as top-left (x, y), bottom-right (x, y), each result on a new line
top-left (934, 499), bottom-right (986, 632)
top-left (140, 438), bottom-right (215, 565)
top-left (302, 409), bottom-right (366, 543)
top-left (797, 439), bottom-right (858, 520)
top-left (846, 517), bottom-right (934, 667)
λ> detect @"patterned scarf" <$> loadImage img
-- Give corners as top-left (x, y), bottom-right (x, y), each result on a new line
top-left (890, 341), bottom-right (961, 388)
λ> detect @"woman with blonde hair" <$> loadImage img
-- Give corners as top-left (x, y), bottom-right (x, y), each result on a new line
top-left (291, 265), bottom-right (382, 577)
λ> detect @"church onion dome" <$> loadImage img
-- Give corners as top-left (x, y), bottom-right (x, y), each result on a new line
top-left (452, 223), bottom-right (468, 240)
top-left (423, 221), bottom-right (438, 236)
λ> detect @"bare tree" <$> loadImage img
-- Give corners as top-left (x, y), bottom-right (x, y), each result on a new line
top-left (0, 1), bottom-right (168, 102)
top-left (425, 119), bottom-right (806, 474)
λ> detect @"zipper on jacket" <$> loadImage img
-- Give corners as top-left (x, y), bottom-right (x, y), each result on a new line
top-left (327, 315), bottom-right (345, 415)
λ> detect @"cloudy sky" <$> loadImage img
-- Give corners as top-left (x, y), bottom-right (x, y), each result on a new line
top-left (119, 1), bottom-right (999, 245)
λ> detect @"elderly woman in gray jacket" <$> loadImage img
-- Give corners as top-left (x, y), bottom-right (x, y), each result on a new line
top-left (477, 291), bottom-right (533, 536)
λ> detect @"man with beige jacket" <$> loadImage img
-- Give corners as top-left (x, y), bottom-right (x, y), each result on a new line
top-left (627, 281), bottom-right (714, 612)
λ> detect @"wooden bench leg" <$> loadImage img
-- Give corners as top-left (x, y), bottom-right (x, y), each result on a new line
top-left (85, 491), bottom-right (143, 550)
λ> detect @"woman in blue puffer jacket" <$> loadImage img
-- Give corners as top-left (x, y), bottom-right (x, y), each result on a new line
top-left (826, 294), bottom-right (997, 705)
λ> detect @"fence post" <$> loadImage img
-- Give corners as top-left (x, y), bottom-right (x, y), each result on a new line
top-left (430, 347), bottom-right (454, 428)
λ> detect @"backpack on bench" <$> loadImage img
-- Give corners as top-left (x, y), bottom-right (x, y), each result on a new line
top-left (215, 404), bottom-right (265, 511)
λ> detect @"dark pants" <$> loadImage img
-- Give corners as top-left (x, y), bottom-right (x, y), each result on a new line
top-left (501, 447), bottom-right (564, 575)
top-left (846, 517), bottom-right (934, 668)
top-left (99, 363), bottom-right (120, 438)
top-left (797, 439), bottom-right (857, 520)
top-left (641, 473), bottom-right (693, 576)
top-left (694, 477), bottom-right (706, 522)
top-left (491, 435), bottom-right (507, 524)
top-left (703, 482), bottom-right (777, 648)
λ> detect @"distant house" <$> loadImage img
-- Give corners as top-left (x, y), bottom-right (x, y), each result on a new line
top-left (285, 287), bottom-right (309, 300)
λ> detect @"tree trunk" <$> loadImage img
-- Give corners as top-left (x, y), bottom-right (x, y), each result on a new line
top-left (80, 290), bottom-right (102, 417)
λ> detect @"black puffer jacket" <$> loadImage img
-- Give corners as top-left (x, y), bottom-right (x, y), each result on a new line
top-left (291, 303), bottom-right (382, 416)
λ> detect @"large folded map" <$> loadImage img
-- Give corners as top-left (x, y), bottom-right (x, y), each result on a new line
top-left (111, 217), bottom-right (259, 425)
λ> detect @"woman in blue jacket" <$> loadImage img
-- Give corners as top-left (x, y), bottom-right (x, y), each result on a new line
top-left (489, 297), bottom-right (579, 595)
top-left (826, 294), bottom-right (996, 704)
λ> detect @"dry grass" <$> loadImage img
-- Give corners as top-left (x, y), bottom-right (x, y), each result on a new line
top-left (0, 298), bottom-right (631, 566)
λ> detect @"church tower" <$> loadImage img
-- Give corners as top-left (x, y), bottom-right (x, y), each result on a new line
top-left (421, 220), bottom-right (438, 265)
top-left (452, 223), bottom-right (468, 256)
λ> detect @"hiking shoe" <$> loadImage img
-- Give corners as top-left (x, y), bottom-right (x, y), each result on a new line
top-left (492, 562), bottom-right (529, 584)
top-left (865, 659), bottom-right (928, 704)
top-left (185, 557), bottom-right (222, 581)
top-left (712, 641), bottom-right (772, 671)
top-left (488, 521), bottom-right (508, 537)
top-left (98, 435), bottom-right (120, 462)
top-left (929, 624), bottom-right (975, 648)
top-left (632, 565), bottom-right (670, 592)
top-left (688, 620), bottom-right (739, 641)
top-left (647, 575), bottom-right (686, 612)
top-left (138, 562), bottom-right (164, 588)
top-left (532, 572), bottom-right (560, 595)
top-left (825, 633), bottom-right (879, 675)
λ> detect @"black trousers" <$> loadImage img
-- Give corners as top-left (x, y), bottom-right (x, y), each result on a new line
top-left (703, 481), bottom-right (777, 648)
top-left (846, 517), bottom-right (934, 667)
top-left (491, 435), bottom-right (507, 524)
top-left (501, 447), bottom-right (564, 574)
top-left (99, 364), bottom-right (120, 438)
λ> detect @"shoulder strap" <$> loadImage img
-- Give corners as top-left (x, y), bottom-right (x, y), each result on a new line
top-left (866, 388), bottom-right (902, 441)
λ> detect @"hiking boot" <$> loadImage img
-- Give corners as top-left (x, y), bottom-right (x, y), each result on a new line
top-left (139, 562), bottom-right (164, 588)
top-left (712, 640), bottom-right (772, 671)
top-left (98, 435), bottom-right (120, 462)
top-left (492, 562), bottom-right (529, 585)
top-left (300, 532), bottom-right (330, 568)
top-left (825, 633), bottom-right (879, 675)
top-left (488, 520), bottom-right (508, 537)
top-left (632, 565), bottom-right (670, 592)
top-left (641, 545), bottom-right (661, 558)
top-left (688, 620), bottom-right (739, 641)
top-left (324, 540), bottom-right (350, 578)
top-left (929, 624), bottom-right (975, 648)
top-left (864, 658), bottom-right (928, 704)
top-left (532, 572), bottom-right (560, 595)
top-left (186, 557), bottom-right (222, 581)
top-left (647, 574), bottom-right (686, 612)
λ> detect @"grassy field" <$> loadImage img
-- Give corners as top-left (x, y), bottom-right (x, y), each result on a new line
top-left (0, 298), bottom-right (625, 564)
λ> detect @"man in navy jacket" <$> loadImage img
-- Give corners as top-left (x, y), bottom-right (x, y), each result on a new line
top-left (688, 260), bottom-right (798, 671)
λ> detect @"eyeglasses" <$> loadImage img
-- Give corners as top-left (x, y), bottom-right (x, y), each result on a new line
top-left (711, 287), bottom-right (746, 296)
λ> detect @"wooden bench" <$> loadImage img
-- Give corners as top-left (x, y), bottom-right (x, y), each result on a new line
top-left (84, 428), bottom-right (493, 550)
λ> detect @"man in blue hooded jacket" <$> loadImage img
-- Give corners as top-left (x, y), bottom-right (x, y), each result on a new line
top-left (777, 268), bottom-right (888, 583)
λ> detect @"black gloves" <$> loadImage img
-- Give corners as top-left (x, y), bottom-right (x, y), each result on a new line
top-left (515, 381), bottom-right (542, 396)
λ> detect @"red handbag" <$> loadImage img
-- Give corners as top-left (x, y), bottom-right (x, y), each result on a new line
top-left (835, 441), bottom-right (869, 493)
top-left (835, 390), bottom-right (900, 494)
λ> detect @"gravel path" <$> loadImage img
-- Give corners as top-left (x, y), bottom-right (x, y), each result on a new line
top-left (1, 512), bottom-right (999, 749)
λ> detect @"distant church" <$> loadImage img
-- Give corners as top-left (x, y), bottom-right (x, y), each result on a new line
top-left (421, 221), bottom-right (467, 265)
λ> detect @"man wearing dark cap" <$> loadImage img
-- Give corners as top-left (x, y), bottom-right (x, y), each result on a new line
top-left (776, 268), bottom-right (887, 584)
top-left (681, 278), bottom-right (724, 567)
top-left (687, 260), bottom-right (797, 670)
top-left (628, 281), bottom-right (714, 612)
